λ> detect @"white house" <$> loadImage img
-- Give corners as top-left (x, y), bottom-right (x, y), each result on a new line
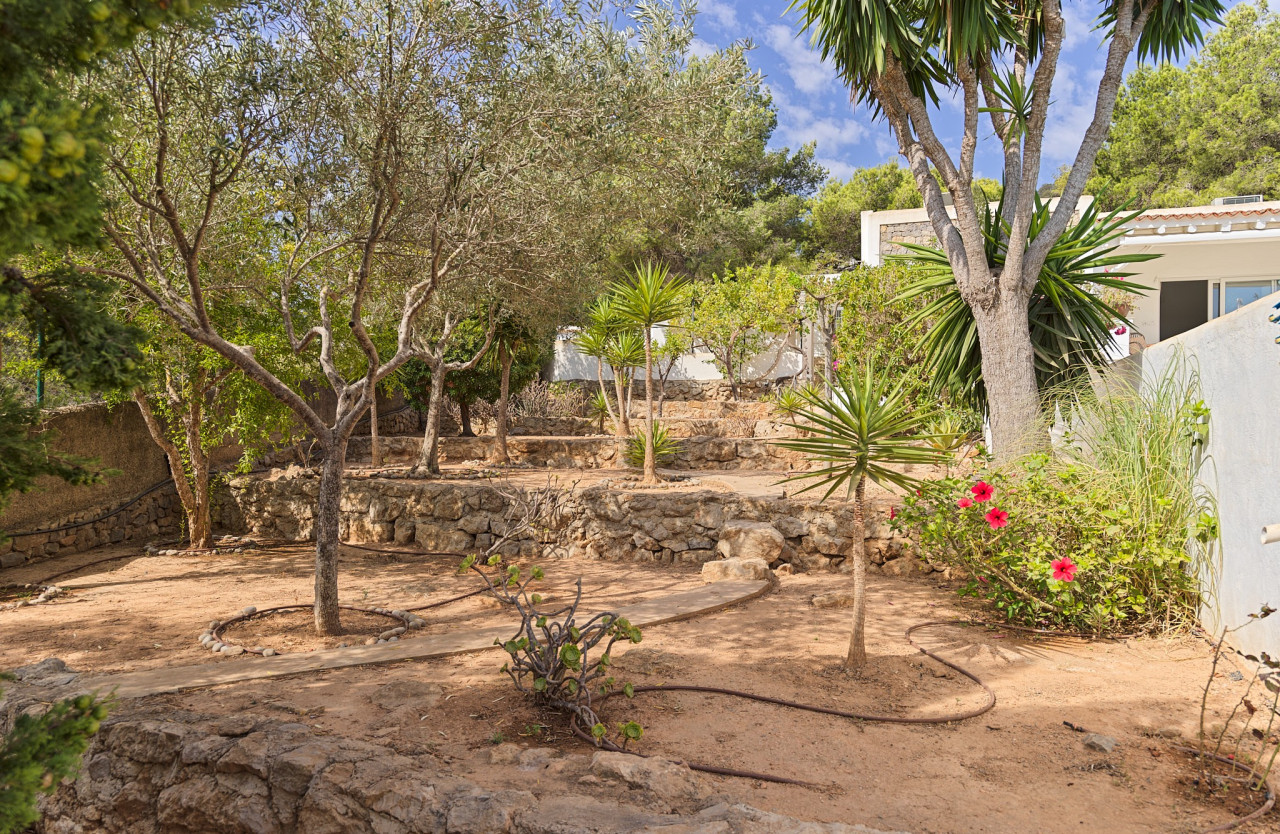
top-left (860, 196), bottom-right (1280, 350)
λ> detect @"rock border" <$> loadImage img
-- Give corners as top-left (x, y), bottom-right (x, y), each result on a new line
top-left (198, 603), bottom-right (427, 657)
top-left (0, 583), bottom-right (63, 611)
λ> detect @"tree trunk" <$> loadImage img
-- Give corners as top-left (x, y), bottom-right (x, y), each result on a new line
top-left (369, 391), bottom-right (381, 468)
top-left (596, 357), bottom-right (617, 433)
top-left (612, 368), bottom-right (630, 436)
top-left (492, 344), bottom-right (513, 464)
top-left (183, 403), bottom-right (213, 550)
top-left (973, 297), bottom-right (1047, 460)
top-left (132, 392), bottom-right (211, 550)
top-left (313, 434), bottom-right (347, 635)
top-left (641, 328), bottom-right (658, 484)
top-left (458, 399), bottom-right (474, 437)
top-left (845, 476), bottom-right (868, 669)
top-left (418, 369), bottom-right (447, 474)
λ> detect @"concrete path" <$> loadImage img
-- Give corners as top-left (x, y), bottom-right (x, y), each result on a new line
top-left (77, 579), bottom-right (770, 700)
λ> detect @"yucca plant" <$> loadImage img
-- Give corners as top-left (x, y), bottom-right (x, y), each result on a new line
top-left (587, 390), bottom-right (611, 433)
top-left (771, 386), bottom-right (806, 417)
top-left (776, 367), bottom-right (952, 668)
top-left (624, 420), bottom-right (681, 469)
top-left (895, 196), bottom-right (1154, 414)
top-left (613, 262), bottom-right (691, 484)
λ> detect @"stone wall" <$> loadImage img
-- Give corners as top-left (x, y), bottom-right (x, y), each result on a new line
top-left (558, 378), bottom-right (777, 403)
top-left (218, 475), bottom-right (932, 575)
top-left (879, 220), bottom-right (938, 259)
top-left (0, 483), bottom-right (183, 569)
top-left (346, 435), bottom-right (814, 472)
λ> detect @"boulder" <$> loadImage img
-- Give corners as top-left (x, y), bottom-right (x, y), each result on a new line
top-left (714, 520), bottom-right (784, 563)
top-left (701, 556), bottom-right (771, 583)
top-left (811, 590), bottom-right (856, 609)
top-left (590, 751), bottom-right (706, 807)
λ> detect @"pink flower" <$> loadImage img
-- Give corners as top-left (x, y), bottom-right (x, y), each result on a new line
top-left (1051, 557), bottom-right (1078, 582)
top-left (985, 507), bottom-right (1009, 529)
top-left (970, 481), bottom-right (994, 502)
top-left (957, 497), bottom-right (973, 509)
top-left (1114, 326), bottom-right (1127, 335)
top-left (889, 506), bottom-right (897, 521)
top-left (978, 575), bottom-right (989, 584)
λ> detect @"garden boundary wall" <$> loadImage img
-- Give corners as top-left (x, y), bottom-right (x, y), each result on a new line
top-left (1137, 289), bottom-right (1280, 657)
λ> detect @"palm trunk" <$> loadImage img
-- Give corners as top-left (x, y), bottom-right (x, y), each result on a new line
top-left (369, 391), bottom-right (381, 468)
top-left (845, 476), bottom-right (869, 669)
top-left (596, 357), bottom-right (617, 432)
top-left (973, 298), bottom-right (1047, 460)
top-left (313, 434), bottom-right (347, 635)
top-left (612, 368), bottom-right (630, 436)
top-left (417, 369), bottom-right (447, 474)
top-left (492, 344), bottom-right (513, 464)
top-left (642, 328), bottom-right (658, 484)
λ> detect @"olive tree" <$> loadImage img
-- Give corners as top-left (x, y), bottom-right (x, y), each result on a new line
top-left (792, 0), bottom-right (1223, 457)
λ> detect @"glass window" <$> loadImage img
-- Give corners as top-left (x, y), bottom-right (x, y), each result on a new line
top-left (1223, 280), bottom-right (1276, 314)
top-left (1211, 282), bottom-right (1221, 319)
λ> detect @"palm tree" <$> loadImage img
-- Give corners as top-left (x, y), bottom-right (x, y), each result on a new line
top-left (614, 262), bottom-right (690, 484)
top-left (574, 296), bottom-right (631, 436)
top-left (602, 329), bottom-right (645, 437)
top-left (775, 367), bottom-right (951, 669)
top-left (896, 197), bottom-right (1152, 415)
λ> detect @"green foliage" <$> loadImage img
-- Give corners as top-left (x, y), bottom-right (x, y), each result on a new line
top-left (0, 685), bottom-right (110, 833)
top-left (686, 264), bottom-right (801, 392)
top-left (896, 456), bottom-right (1202, 634)
top-left (465, 556), bottom-right (642, 741)
top-left (803, 163), bottom-right (921, 265)
top-left (823, 262), bottom-right (935, 406)
top-left (624, 421), bottom-right (681, 468)
top-left (769, 386), bottom-right (806, 417)
top-left (776, 366), bottom-right (952, 500)
top-left (895, 196), bottom-right (1152, 413)
top-left (1091, 2), bottom-right (1280, 208)
top-left (612, 263), bottom-right (690, 335)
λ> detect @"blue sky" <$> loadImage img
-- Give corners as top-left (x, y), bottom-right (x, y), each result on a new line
top-left (689, 0), bottom-right (1240, 185)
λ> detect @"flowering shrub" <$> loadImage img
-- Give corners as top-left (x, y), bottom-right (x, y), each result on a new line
top-left (894, 455), bottom-right (1202, 634)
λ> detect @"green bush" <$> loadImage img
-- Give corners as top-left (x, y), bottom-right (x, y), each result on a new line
top-left (624, 422), bottom-right (680, 469)
top-left (895, 455), bottom-right (1203, 635)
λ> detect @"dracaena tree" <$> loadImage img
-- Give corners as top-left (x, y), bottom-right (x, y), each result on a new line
top-left (791, 0), bottom-right (1223, 458)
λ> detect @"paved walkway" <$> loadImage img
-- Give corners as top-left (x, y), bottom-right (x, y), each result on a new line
top-left (77, 579), bottom-right (770, 700)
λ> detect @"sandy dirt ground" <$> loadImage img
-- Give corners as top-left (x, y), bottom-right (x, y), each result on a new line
top-left (2, 543), bottom-right (1273, 833)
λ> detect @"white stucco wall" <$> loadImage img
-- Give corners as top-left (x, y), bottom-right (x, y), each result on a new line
top-left (550, 325), bottom-right (804, 383)
top-left (1141, 290), bottom-right (1280, 656)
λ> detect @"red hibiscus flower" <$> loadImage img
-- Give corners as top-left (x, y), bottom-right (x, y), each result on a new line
top-left (1051, 557), bottom-right (1078, 582)
top-left (957, 497), bottom-right (973, 509)
top-left (984, 507), bottom-right (1009, 529)
top-left (889, 506), bottom-right (897, 521)
top-left (970, 481), bottom-right (994, 502)
top-left (1114, 326), bottom-right (1127, 336)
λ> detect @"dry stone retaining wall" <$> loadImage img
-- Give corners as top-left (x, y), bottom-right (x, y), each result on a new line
top-left (218, 475), bottom-right (933, 575)
top-left (346, 435), bottom-right (814, 472)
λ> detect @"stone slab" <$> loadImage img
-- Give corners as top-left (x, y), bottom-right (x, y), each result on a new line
top-left (75, 579), bottom-right (769, 700)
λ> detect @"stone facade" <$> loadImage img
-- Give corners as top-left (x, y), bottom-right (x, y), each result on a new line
top-left (0, 484), bottom-right (183, 569)
top-left (218, 475), bottom-right (933, 575)
top-left (879, 220), bottom-right (938, 259)
top-left (559, 378), bottom-right (777, 403)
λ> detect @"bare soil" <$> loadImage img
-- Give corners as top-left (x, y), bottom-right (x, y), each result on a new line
top-left (2, 543), bottom-right (1274, 833)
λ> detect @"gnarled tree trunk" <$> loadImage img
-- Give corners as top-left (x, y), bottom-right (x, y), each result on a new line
top-left (491, 344), bottom-right (514, 464)
top-left (417, 370), bottom-right (448, 475)
top-left (845, 475), bottom-right (868, 669)
top-left (972, 295), bottom-right (1045, 458)
top-left (313, 432), bottom-right (349, 635)
top-left (369, 392), bottom-right (381, 468)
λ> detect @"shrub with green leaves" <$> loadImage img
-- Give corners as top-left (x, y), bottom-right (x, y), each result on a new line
top-left (461, 554), bottom-right (643, 745)
top-left (895, 455), bottom-right (1204, 635)
top-left (0, 685), bottom-right (110, 833)
top-left (624, 421), bottom-right (680, 469)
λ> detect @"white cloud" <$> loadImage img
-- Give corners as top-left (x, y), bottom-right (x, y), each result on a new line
top-left (1040, 61), bottom-right (1104, 165)
top-left (697, 0), bottom-right (738, 33)
top-left (763, 24), bottom-right (838, 96)
top-left (874, 135), bottom-right (899, 160)
top-left (816, 157), bottom-right (859, 181)
top-left (768, 83), bottom-right (867, 155)
top-left (689, 37), bottom-right (718, 59)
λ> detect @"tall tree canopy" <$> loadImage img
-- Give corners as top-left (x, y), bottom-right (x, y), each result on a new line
top-left (1090, 2), bottom-right (1280, 208)
top-left (791, 0), bottom-right (1222, 458)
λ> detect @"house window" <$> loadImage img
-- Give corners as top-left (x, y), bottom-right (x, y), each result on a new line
top-left (1211, 280), bottom-right (1279, 319)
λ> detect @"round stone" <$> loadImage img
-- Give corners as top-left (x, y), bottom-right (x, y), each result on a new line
top-left (262, 649), bottom-right (277, 657)
top-left (222, 645), bottom-right (245, 656)
top-left (241, 606), bottom-right (257, 616)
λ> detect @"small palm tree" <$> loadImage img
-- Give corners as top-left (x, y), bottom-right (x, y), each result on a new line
top-left (776, 367), bottom-right (952, 669)
top-left (602, 329), bottom-right (645, 435)
top-left (614, 262), bottom-right (690, 484)
top-left (575, 296), bottom-right (632, 436)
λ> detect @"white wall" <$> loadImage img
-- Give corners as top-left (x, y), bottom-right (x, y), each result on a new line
top-left (549, 325), bottom-right (804, 383)
top-left (1141, 290), bottom-right (1280, 656)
